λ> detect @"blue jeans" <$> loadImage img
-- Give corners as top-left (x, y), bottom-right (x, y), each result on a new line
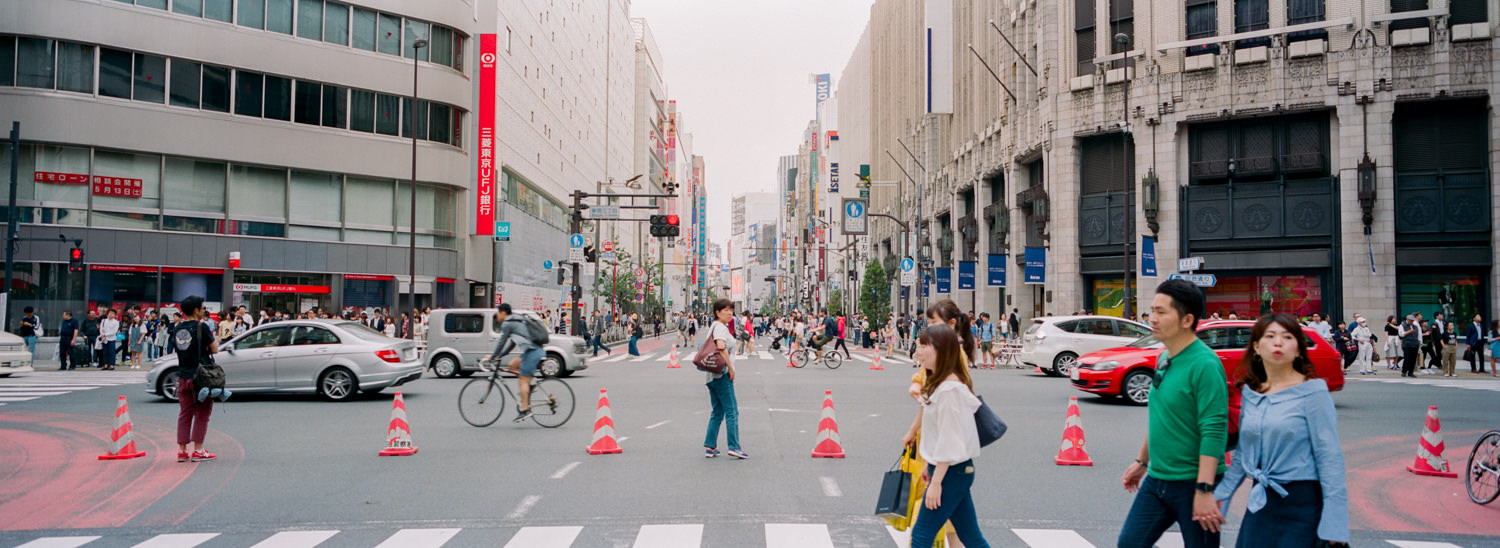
top-left (22, 335), bottom-right (37, 359)
top-left (703, 375), bottom-right (740, 451)
top-left (590, 334), bottom-right (610, 356)
top-left (1235, 480), bottom-right (1322, 548)
top-left (628, 336), bottom-right (639, 356)
top-left (1118, 476), bottom-right (1221, 548)
top-left (146, 341), bottom-right (159, 361)
top-left (101, 341), bottom-right (117, 366)
top-left (911, 461), bottom-right (990, 548)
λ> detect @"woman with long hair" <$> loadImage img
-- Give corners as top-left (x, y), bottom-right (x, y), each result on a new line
top-left (906, 323), bottom-right (990, 548)
top-left (702, 299), bottom-right (746, 459)
top-left (1214, 314), bottom-right (1348, 547)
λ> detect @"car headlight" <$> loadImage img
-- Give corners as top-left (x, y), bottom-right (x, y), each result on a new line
top-left (1092, 360), bottom-right (1120, 371)
top-left (573, 343), bottom-right (587, 354)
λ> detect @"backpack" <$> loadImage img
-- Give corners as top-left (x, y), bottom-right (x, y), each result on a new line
top-left (519, 315), bottom-right (550, 346)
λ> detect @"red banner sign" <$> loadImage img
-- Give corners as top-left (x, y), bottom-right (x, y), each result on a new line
top-left (476, 33), bottom-right (498, 235)
top-left (233, 283), bottom-right (331, 294)
top-left (344, 274), bottom-right (395, 281)
top-left (33, 171), bottom-right (89, 184)
top-left (92, 176), bottom-right (143, 198)
top-left (90, 264), bottom-right (156, 273)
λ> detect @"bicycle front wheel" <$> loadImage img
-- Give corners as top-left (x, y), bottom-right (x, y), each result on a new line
top-left (793, 349), bottom-right (810, 368)
top-left (528, 378), bottom-right (576, 428)
top-left (458, 378), bottom-right (506, 427)
top-left (824, 352), bottom-right (843, 369)
top-left (1467, 430), bottom-right (1500, 504)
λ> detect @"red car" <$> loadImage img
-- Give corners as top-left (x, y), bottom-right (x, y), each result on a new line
top-left (1071, 320), bottom-right (1346, 406)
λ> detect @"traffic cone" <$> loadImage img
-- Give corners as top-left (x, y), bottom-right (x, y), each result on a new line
top-left (870, 353), bottom-right (884, 370)
top-left (378, 392), bottom-right (418, 456)
top-left (667, 345), bottom-right (681, 368)
top-left (98, 395), bottom-right (146, 460)
top-left (1406, 405), bottom-right (1458, 478)
top-left (586, 389), bottom-right (623, 455)
top-left (1055, 396), bottom-right (1093, 466)
top-left (811, 390), bottom-right (846, 458)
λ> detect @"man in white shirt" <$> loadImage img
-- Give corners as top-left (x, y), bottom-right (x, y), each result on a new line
top-left (99, 309), bottom-right (121, 370)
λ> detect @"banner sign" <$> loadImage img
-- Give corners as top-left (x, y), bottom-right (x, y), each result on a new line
top-left (33, 171), bottom-right (89, 184)
top-left (1141, 236), bottom-right (1157, 277)
top-left (923, 273), bottom-right (930, 297)
top-left (936, 267), bottom-right (952, 294)
top-left (1024, 247), bottom-right (1046, 285)
top-left (987, 254), bottom-right (1006, 287)
top-left (233, 283), bottom-right (332, 294)
top-left (957, 261), bottom-right (975, 290)
top-left (344, 274), bottom-right (395, 281)
top-left (92, 176), bottom-right (143, 198)
top-left (829, 162), bottom-right (839, 193)
top-left (476, 33), bottom-right (498, 235)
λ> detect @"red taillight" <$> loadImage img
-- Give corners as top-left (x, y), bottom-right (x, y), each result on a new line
top-left (376, 349), bottom-right (401, 363)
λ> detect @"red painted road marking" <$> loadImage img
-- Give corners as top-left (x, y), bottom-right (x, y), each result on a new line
top-left (1342, 431), bottom-right (1499, 536)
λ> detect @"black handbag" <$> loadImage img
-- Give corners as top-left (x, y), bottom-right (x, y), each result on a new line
top-left (189, 321), bottom-right (226, 390)
top-left (975, 395), bottom-right (1008, 447)
top-left (874, 451), bottom-right (911, 520)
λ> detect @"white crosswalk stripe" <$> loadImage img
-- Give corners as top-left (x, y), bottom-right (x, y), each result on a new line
top-left (0, 371), bottom-right (147, 406)
top-left (1350, 376), bottom-right (1500, 393)
top-left (12, 537), bottom-right (101, 548)
top-left (850, 354), bottom-right (873, 362)
top-left (764, 524), bottom-right (835, 548)
top-left (372, 528), bottom-right (461, 548)
top-left (247, 530), bottom-right (339, 548)
top-left (130, 533), bottom-right (220, 548)
top-left (632, 524), bottom-right (702, 548)
top-left (502, 526), bottom-right (582, 548)
top-left (598, 354), bottom-right (631, 363)
top-left (1013, 528), bottom-right (1096, 548)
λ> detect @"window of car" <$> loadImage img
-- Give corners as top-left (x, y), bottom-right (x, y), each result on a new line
top-left (1196, 327), bottom-right (1251, 350)
top-left (445, 313), bottom-right (484, 334)
top-left (336, 321), bottom-right (389, 342)
top-left (1053, 320), bottom-right (1080, 333)
top-left (1116, 321), bottom-right (1152, 339)
top-left (236, 326), bottom-right (289, 349)
top-left (1076, 319), bottom-right (1117, 336)
top-left (289, 325), bottom-right (339, 345)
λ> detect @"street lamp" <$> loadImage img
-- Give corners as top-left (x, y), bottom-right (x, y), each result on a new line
top-left (407, 37), bottom-right (426, 325)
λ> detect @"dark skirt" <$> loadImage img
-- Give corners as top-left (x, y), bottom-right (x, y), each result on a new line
top-left (1235, 480), bottom-right (1324, 548)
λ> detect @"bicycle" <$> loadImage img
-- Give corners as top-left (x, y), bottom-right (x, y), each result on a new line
top-left (1467, 429), bottom-right (1500, 505)
top-left (793, 344), bottom-right (844, 369)
top-left (458, 358), bottom-right (576, 428)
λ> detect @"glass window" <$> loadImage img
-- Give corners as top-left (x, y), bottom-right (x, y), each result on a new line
top-left (429, 103), bottom-right (452, 145)
top-left (289, 225), bottom-right (340, 241)
top-left (16, 37), bottom-right (55, 89)
top-left (202, 64), bottom-right (231, 112)
top-left (205, 0), bottom-right (233, 22)
top-left (293, 80), bottom-right (320, 125)
top-left (1117, 321), bottom-right (1152, 338)
top-left (263, 75), bottom-right (291, 120)
top-left (91, 209), bottom-right (159, 230)
top-left (444, 313), bottom-right (484, 334)
top-left (164, 157), bottom-right (226, 213)
top-left (163, 215), bottom-right (224, 234)
top-left (396, 183), bottom-right (446, 232)
top-left (1196, 327), bottom-right (1238, 350)
top-left (349, 89), bottom-right (374, 131)
top-left (266, 0), bottom-right (294, 34)
top-left (290, 325), bottom-right (339, 345)
top-left (33, 144), bottom-right (90, 205)
top-left (6, 262), bottom-right (86, 337)
top-left (229, 164), bottom-right (286, 219)
top-left (235, 71), bottom-right (264, 117)
top-left (297, 0), bottom-right (323, 40)
top-left (236, 326), bottom-right (289, 349)
top-left (88, 270), bottom-right (160, 312)
top-left (401, 98), bottom-right (428, 139)
top-left (344, 229), bottom-right (392, 244)
top-left (0, 36), bottom-right (15, 87)
top-left (404, 19), bottom-right (429, 60)
top-left (137, 0), bottom-right (167, 9)
top-left (238, 0), bottom-right (266, 29)
top-left (321, 85), bottom-right (346, 128)
top-left (290, 170), bottom-right (340, 223)
top-left (55, 42), bottom-right (93, 93)
top-left (1054, 320), bottom-right (1079, 333)
top-left (169, 59), bottom-right (202, 108)
top-left (227, 219), bottom-right (285, 237)
top-left (323, 1), bottom-right (349, 45)
top-left (351, 7), bottom-right (377, 51)
top-left (1077, 318), bottom-right (1117, 336)
top-left (100, 48), bottom-right (132, 98)
top-left (375, 93), bottom-right (399, 135)
top-left (133, 53), bottom-right (166, 103)
top-left (93, 149), bottom-right (162, 210)
top-left (345, 176), bottom-right (392, 226)
top-left (430, 26), bottom-right (453, 67)
top-left (1203, 274), bottom-right (1324, 318)
top-left (173, 0), bottom-right (203, 17)
top-left (377, 13), bottom-right (402, 55)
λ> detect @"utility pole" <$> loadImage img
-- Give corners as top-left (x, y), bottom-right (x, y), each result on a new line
top-left (570, 190), bottom-right (585, 337)
top-left (4, 122), bottom-right (19, 326)
top-left (1116, 32), bottom-right (1135, 321)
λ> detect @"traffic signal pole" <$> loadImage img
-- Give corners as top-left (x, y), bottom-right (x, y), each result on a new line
top-left (4, 123), bottom-right (19, 322)
top-left (570, 190), bottom-right (677, 337)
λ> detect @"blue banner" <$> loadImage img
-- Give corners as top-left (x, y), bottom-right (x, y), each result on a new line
top-left (1025, 247), bottom-right (1046, 284)
top-left (922, 273), bottom-right (931, 298)
top-left (958, 261), bottom-right (975, 290)
top-left (1141, 236), bottom-right (1157, 277)
top-left (987, 254), bottom-right (1006, 287)
top-left (936, 268), bottom-right (952, 294)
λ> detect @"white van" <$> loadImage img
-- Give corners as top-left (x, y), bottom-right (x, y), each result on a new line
top-left (423, 308), bottom-right (588, 378)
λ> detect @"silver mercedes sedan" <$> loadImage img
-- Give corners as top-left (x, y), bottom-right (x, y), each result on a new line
top-left (146, 319), bottom-right (423, 402)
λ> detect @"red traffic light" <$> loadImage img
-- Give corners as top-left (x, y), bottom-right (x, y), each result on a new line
top-left (665, 215), bottom-right (679, 226)
top-left (71, 248), bottom-right (82, 260)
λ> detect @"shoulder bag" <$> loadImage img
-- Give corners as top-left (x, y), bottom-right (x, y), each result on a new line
top-left (974, 394), bottom-right (1008, 447)
top-left (191, 321), bottom-right (227, 390)
top-left (692, 323), bottom-right (728, 374)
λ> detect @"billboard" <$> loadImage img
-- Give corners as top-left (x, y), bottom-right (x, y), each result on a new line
top-left (475, 34), bottom-right (498, 234)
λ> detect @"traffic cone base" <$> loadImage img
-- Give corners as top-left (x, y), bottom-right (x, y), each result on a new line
top-left (587, 389), bottom-right (623, 454)
top-left (667, 345), bottom-right (681, 368)
top-left (379, 392), bottom-right (418, 456)
top-left (1055, 396), bottom-right (1093, 466)
top-left (1406, 405), bottom-right (1457, 478)
top-left (811, 390), bottom-right (846, 458)
top-left (870, 354), bottom-right (884, 370)
top-left (99, 395), bottom-right (146, 460)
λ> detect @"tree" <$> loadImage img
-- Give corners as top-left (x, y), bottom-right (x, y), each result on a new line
top-left (827, 289), bottom-right (844, 316)
top-left (859, 259), bottom-right (892, 326)
top-left (759, 294), bottom-right (779, 316)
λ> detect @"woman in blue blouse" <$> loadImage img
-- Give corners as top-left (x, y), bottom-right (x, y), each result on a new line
top-left (1215, 314), bottom-right (1349, 547)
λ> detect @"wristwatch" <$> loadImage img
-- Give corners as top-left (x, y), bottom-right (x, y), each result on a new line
top-left (1195, 482), bottom-right (1215, 493)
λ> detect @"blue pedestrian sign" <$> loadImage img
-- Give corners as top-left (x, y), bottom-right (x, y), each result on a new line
top-left (569, 233), bottom-right (585, 248)
top-left (1168, 273), bottom-right (1217, 287)
top-left (900, 257), bottom-right (915, 272)
top-left (841, 198), bottom-right (869, 235)
top-left (494, 221), bottom-right (511, 242)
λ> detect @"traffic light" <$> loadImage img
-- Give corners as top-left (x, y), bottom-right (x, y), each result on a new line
top-left (649, 214), bottom-right (680, 238)
top-left (68, 247), bottom-right (84, 272)
top-left (557, 266), bottom-right (566, 285)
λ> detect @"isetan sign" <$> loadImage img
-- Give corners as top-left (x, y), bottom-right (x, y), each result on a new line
top-left (476, 33), bottom-right (498, 235)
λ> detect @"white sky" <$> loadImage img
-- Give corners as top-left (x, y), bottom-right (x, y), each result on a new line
top-left (627, 0), bottom-right (876, 249)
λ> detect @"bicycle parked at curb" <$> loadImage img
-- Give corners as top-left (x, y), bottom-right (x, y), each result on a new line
top-left (458, 358), bottom-right (576, 428)
top-left (792, 345), bottom-right (844, 369)
top-left (1467, 429), bottom-right (1500, 505)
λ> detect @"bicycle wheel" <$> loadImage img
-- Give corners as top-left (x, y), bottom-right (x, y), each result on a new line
top-left (458, 378), bottom-right (506, 427)
top-left (1467, 430), bottom-right (1500, 504)
top-left (792, 349), bottom-right (810, 368)
top-left (824, 351), bottom-right (843, 369)
top-left (528, 378), bottom-right (576, 428)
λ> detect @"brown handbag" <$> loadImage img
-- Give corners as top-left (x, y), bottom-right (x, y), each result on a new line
top-left (693, 323), bottom-right (728, 374)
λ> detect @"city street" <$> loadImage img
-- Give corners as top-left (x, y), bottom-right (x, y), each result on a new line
top-left (2, 335), bottom-right (1497, 547)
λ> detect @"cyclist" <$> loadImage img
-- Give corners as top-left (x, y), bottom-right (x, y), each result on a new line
top-left (483, 303), bottom-right (544, 423)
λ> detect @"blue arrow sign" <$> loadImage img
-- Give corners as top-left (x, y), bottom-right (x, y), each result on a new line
top-left (1168, 273), bottom-right (1217, 287)
top-left (901, 257), bottom-right (915, 272)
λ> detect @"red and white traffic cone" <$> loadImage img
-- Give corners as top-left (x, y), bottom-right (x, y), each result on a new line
top-left (98, 396), bottom-right (146, 460)
top-left (1055, 396), bottom-right (1093, 466)
top-left (869, 354), bottom-right (884, 370)
top-left (378, 392), bottom-right (418, 456)
top-left (811, 390), bottom-right (846, 458)
top-left (586, 389), bottom-right (623, 455)
top-left (1406, 405), bottom-right (1457, 478)
top-left (667, 345), bottom-right (681, 369)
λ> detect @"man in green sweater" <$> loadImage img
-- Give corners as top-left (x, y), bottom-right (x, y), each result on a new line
top-left (1118, 279), bottom-right (1228, 548)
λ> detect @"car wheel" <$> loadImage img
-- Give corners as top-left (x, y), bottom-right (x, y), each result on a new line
top-left (158, 369), bottom-right (182, 402)
top-left (1050, 352), bottom-right (1078, 377)
top-left (1123, 370), bottom-right (1153, 406)
top-left (539, 354), bottom-right (564, 378)
top-left (318, 367), bottom-right (358, 402)
top-left (432, 354), bottom-right (461, 378)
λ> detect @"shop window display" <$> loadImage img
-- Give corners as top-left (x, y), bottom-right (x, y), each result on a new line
top-left (1203, 274), bottom-right (1324, 319)
top-left (1090, 278), bottom-right (1130, 318)
top-left (1399, 272), bottom-right (1486, 337)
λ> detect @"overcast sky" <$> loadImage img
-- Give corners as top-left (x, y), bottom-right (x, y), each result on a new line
top-left (627, 0), bottom-right (876, 249)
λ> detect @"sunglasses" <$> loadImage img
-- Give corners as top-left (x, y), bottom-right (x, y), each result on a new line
top-left (1153, 355), bottom-right (1172, 389)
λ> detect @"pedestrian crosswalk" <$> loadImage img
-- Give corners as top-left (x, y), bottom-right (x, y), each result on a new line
top-left (7, 524), bottom-right (1471, 548)
top-left (0, 370), bottom-right (147, 406)
top-left (1349, 375), bottom-right (1500, 393)
top-left (590, 349), bottom-right (920, 367)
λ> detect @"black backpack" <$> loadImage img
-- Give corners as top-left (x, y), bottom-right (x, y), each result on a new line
top-left (518, 315), bottom-right (550, 346)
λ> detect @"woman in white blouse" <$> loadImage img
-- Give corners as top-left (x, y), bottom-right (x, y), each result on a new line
top-left (908, 323), bottom-right (991, 548)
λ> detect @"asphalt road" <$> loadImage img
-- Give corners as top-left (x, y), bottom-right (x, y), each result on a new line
top-left (2, 335), bottom-right (1498, 547)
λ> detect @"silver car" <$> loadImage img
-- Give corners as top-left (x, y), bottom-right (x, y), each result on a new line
top-left (423, 308), bottom-right (588, 378)
top-left (146, 319), bottom-right (423, 402)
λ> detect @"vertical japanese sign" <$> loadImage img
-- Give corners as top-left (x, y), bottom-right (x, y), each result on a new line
top-left (1141, 236), bottom-right (1157, 277)
top-left (476, 34), bottom-right (498, 235)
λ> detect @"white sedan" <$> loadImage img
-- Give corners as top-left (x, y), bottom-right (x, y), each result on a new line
top-left (1019, 315), bottom-right (1153, 377)
top-left (0, 330), bottom-right (35, 377)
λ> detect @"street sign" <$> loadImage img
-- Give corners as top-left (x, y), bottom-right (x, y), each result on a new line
top-left (900, 257), bottom-right (916, 286)
top-left (603, 240), bottom-right (615, 252)
top-left (634, 292), bottom-right (645, 303)
top-left (901, 257), bottom-right (915, 272)
top-left (494, 221), bottom-right (511, 242)
top-left (632, 266), bottom-right (645, 278)
top-left (841, 198), bottom-right (869, 235)
top-left (587, 205), bottom-right (621, 220)
top-left (1168, 273), bottom-right (1217, 287)
top-left (568, 234), bottom-right (585, 262)
top-left (570, 234), bottom-right (585, 248)
top-left (602, 251), bottom-right (616, 260)
top-left (633, 282), bottom-right (645, 291)
top-left (543, 260), bottom-right (554, 270)
top-left (1178, 257), bottom-right (1203, 271)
